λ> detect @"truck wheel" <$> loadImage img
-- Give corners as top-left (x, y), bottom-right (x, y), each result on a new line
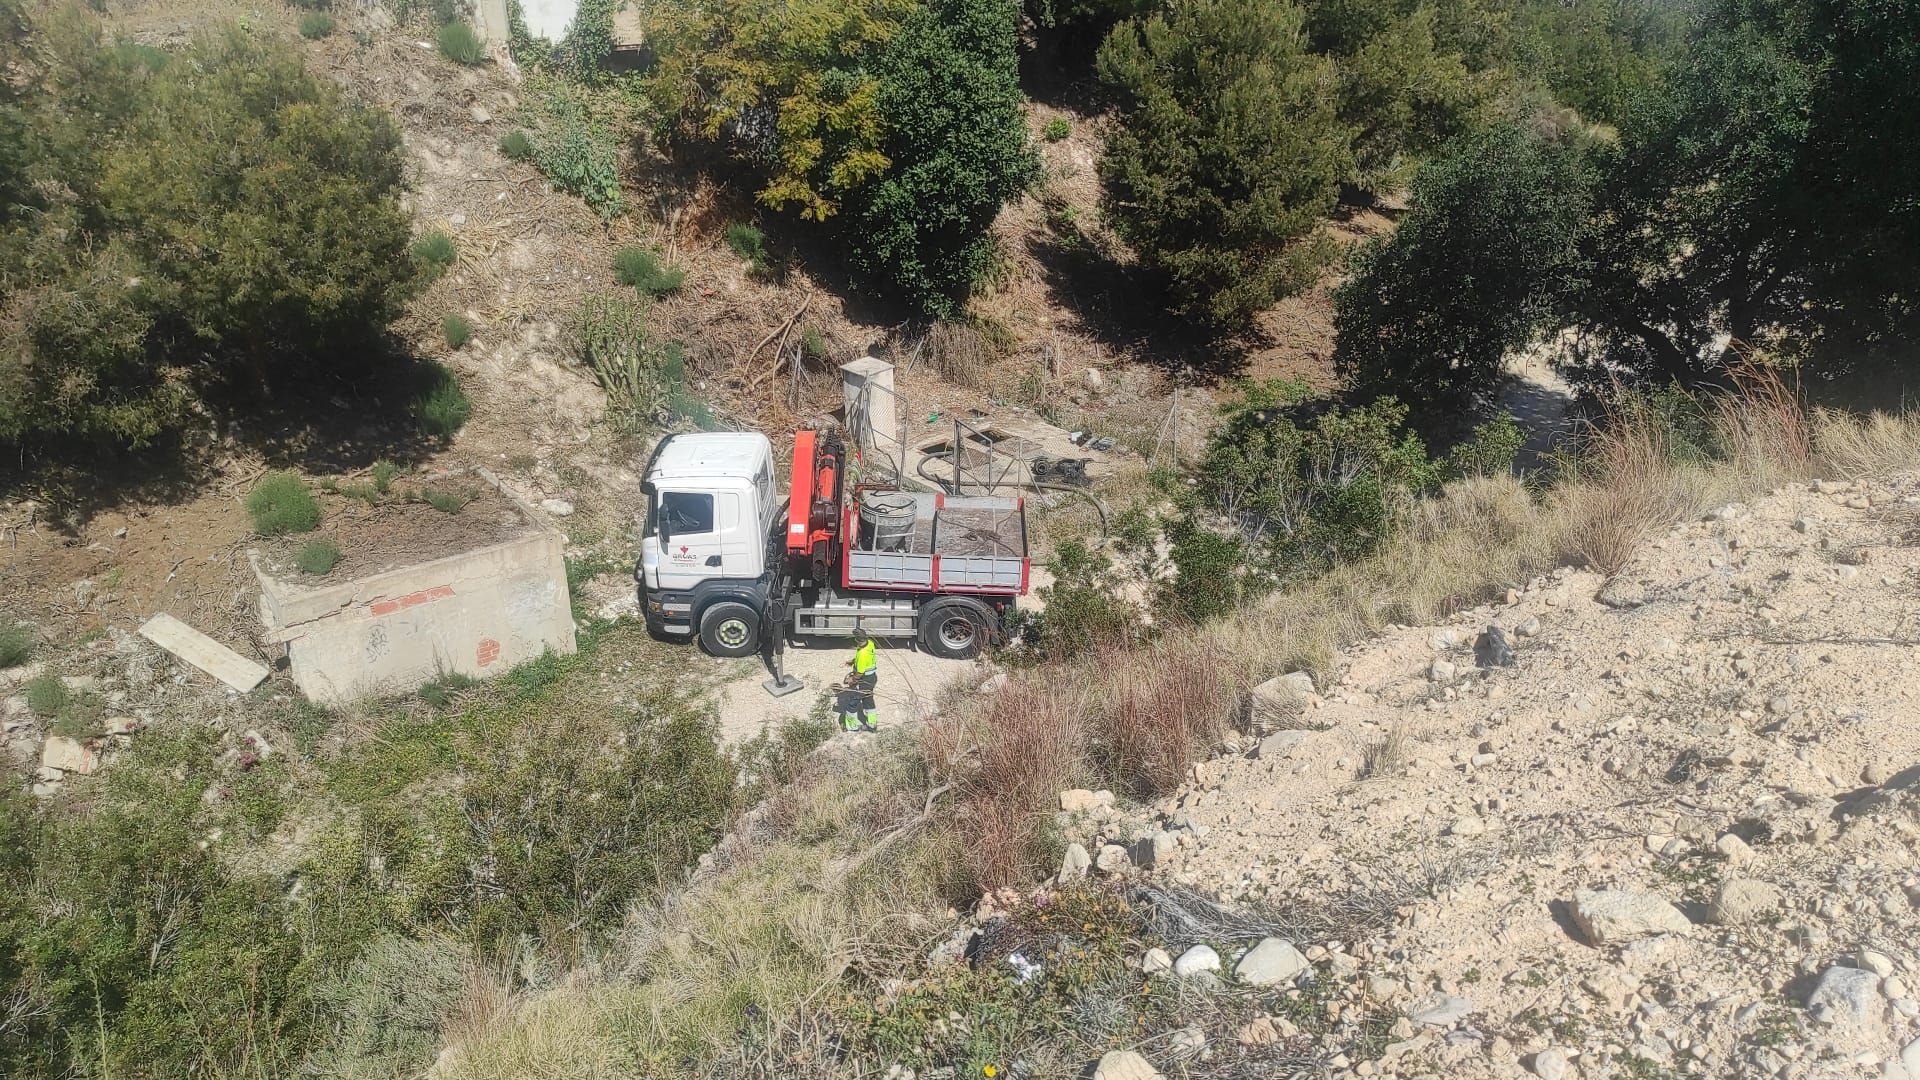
top-left (919, 599), bottom-right (991, 659)
top-left (699, 601), bottom-right (761, 658)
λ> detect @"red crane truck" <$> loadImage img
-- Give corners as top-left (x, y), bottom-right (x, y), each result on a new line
top-left (636, 428), bottom-right (1029, 659)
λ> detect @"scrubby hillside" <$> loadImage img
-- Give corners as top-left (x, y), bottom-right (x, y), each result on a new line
top-left (1065, 472), bottom-right (1920, 1077)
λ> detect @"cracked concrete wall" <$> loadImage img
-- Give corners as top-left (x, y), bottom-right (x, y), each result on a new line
top-left (255, 528), bottom-right (576, 706)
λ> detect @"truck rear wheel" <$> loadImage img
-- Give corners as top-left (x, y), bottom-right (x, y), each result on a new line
top-left (699, 601), bottom-right (761, 658)
top-left (919, 599), bottom-right (992, 660)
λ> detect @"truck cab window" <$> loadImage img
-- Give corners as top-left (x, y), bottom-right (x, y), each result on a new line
top-left (658, 491), bottom-right (714, 539)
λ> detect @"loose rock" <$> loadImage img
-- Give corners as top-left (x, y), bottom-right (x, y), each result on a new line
top-left (1173, 944), bottom-right (1220, 978)
top-left (1569, 888), bottom-right (1692, 945)
top-left (1233, 937), bottom-right (1309, 986)
top-left (1092, 1050), bottom-right (1162, 1080)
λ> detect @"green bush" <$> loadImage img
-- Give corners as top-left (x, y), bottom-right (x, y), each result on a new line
top-left (1017, 540), bottom-right (1141, 660)
top-left (436, 21), bottom-right (485, 64)
top-left (0, 619), bottom-right (31, 669)
top-left (800, 324), bottom-right (827, 359)
top-left (1097, 0), bottom-right (1350, 324)
top-left (370, 459), bottom-right (398, 494)
top-left (724, 222), bottom-right (767, 268)
top-left (1441, 412), bottom-right (1526, 479)
top-left (411, 230), bottom-right (457, 277)
top-left (442, 313), bottom-right (473, 349)
top-left (840, 0), bottom-right (1038, 315)
top-left (306, 934), bottom-right (467, 1078)
top-left (1195, 382), bottom-right (1435, 581)
top-left (0, 17), bottom-right (418, 451)
top-left (247, 471), bottom-right (323, 536)
top-left (1334, 122), bottom-right (1596, 406)
top-left (613, 245), bottom-right (687, 297)
top-left (457, 691), bottom-right (736, 950)
top-left (572, 293), bottom-right (703, 433)
top-left (1043, 117), bottom-right (1071, 141)
top-left (299, 11), bottom-right (337, 37)
top-left (23, 675), bottom-right (68, 718)
top-left (290, 0), bottom-right (331, 8)
top-left (519, 77), bottom-right (624, 217)
top-left (1162, 518), bottom-right (1244, 622)
top-left (497, 129), bottom-right (533, 160)
top-left (295, 538), bottom-right (342, 575)
top-left (422, 488), bottom-right (469, 514)
top-left (416, 672), bottom-right (477, 707)
top-left (414, 363), bottom-right (471, 437)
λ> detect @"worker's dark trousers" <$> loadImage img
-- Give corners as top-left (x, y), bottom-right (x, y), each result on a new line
top-left (838, 673), bottom-right (878, 731)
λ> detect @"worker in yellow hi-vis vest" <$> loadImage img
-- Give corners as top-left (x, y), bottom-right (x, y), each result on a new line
top-left (838, 636), bottom-right (879, 732)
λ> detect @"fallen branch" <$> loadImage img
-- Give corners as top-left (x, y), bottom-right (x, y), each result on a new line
top-left (747, 294), bottom-right (814, 388)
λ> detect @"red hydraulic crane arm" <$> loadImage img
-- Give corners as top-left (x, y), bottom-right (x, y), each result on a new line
top-left (785, 430), bottom-right (840, 558)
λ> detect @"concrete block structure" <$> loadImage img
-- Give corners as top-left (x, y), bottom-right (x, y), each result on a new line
top-left (252, 472), bottom-right (575, 705)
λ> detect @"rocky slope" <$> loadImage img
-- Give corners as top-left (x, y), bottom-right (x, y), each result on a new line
top-left (1062, 476), bottom-right (1920, 1079)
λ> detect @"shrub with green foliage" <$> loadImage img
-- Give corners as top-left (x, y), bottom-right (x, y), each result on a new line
top-left (571, 293), bottom-right (707, 432)
top-left (442, 312), bottom-right (473, 349)
top-left (299, 10), bottom-right (337, 37)
top-left (1015, 540), bottom-right (1141, 660)
top-left (497, 128), bottom-right (533, 160)
top-left (1043, 117), bottom-right (1072, 142)
top-left (517, 77), bottom-right (624, 217)
top-left (0, 14), bottom-right (418, 450)
top-left (422, 488), bottom-right (469, 513)
top-left (1162, 517), bottom-right (1245, 622)
top-left (411, 230), bottom-right (457, 276)
top-left (458, 692), bottom-right (736, 950)
top-left (436, 21), bottom-right (485, 64)
top-left (841, 0), bottom-right (1038, 315)
top-left (1097, 0), bottom-right (1352, 324)
top-left (1441, 412), bottom-right (1526, 478)
top-left (613, 245), bottom-right (687, 297)
top-left (305, 934), bottom-right (468, 1078)
top-left (724, 222), bottom-right (767, 268)
top-left (247, 471), bottom-right (322, 535)
top-left (295, 537), bottom-right (341, 575)
top-left (1195, 382), bottom-right (1433, 580)
top-left (0, 618), bottom-right (30, 669)
top-left (414, 362), bottom-right (471, 437)
top-left (23, 674), bottom-right (67, 718)
top-left (1335, 120), bottom-right (1596, 406)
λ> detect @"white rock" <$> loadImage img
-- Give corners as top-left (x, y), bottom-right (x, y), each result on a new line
top-left (40, 736), bottom-right (96, 776)
top-left (1715, 833), bottom-right (1754, 865)
top-left (1173, 944), bottom-right (1220, 978)
top-left (1233, 937), bottom-right (1309, 986)
top-left (1408, 993), bottom-right (1474, 1026)
top-left (1095, 844), bottom-right (1132, 875)
top-left (539, 498), bottom-right (575, 517)
top-left (1514, 616), bottom-right (1543, 637)
top-left (1060, 789), bottom-right (1101, 812)
top-left (1902, 1036), bottom-right (1920, 1075)
top-left (1168, 1025), bottom-right (1205, 1057)
top-left (1708, 878), bottom-right (1782, 925)
top-left (977, 672), bottom-right (1009, 694)
top-left (1130, 830), bottom-right (1177, 869)
top-left (1092, 1050), bottom-right (1162, 1080)
top-left (1140, 947), bottom-right (1172, 974)
top-left (1429, 658), bottom-right (1456, 682)
top-left (1570, 889), bottom-right (1691, 945)
top-left (1058, 843), bottom-right (1091, 882)
top-left (1448, 816), bottom-right (1488, 837)
top-left (1858, 950), bottom-right (1897, 978)
top-left (1530, 1046), bottom-right (1574, 1080)
top-left (1254, 729), bottom-right (1310, 759)
top-left (1806, 966), bottom-right (1884, 1031)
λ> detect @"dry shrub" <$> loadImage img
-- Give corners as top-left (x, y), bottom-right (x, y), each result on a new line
top-left (1816, 406), bottom-right (1920, 479)
top-left (1358, 723), bottom-right (1411, 780)
top-left (1712, 359), bottom-right (1813, 485)
top-left (1090, 639), bottom-right (1236, 797)
top-left (924, 320), bottom-right (997, 388)
top-left (936, 681), bottom-right (1086, 892)
top-left (1559, 389), bottom-right (1698, 574)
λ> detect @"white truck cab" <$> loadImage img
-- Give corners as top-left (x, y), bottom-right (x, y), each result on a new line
top-left (638, 433), bottom-right (781, 642)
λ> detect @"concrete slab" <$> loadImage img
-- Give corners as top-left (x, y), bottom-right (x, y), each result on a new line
top-left (137, 613), bottom-right (269, 693)
top-left (254, 469), bottom-right (576, 705)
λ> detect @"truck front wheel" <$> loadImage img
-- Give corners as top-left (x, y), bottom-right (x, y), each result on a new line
top-left (919, 599), bottom-right (993, 660)
top-left (699, 601), bottom-right (762, 658)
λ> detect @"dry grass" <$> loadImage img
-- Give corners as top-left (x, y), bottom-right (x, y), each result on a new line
top-left (1816, 406), bottom-right (1920, 479)
top-left (1093, 639), bottom-right (1236, 795)
top-left (1358, 722), bottom-right (1412, 780)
